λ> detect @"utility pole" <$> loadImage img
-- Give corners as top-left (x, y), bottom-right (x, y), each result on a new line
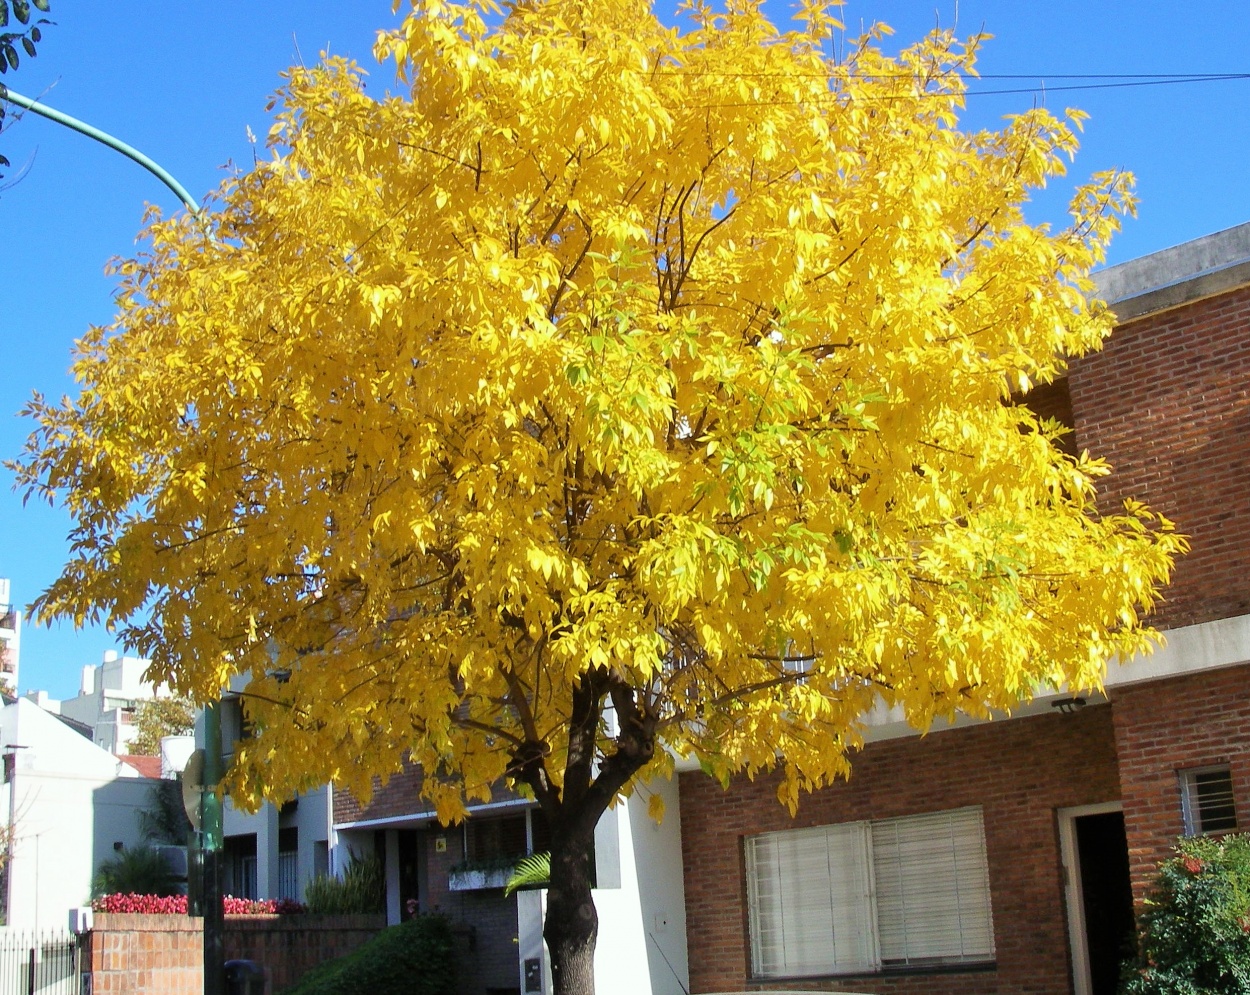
top-left (0, 86), bottom-right (222, 995)
top-left (2, 744), bottom-right (27, 927)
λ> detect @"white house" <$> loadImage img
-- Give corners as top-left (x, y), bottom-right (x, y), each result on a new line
top-left (0, 698), bottom-right (155, 929)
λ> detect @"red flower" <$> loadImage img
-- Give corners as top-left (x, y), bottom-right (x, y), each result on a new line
top-left (91, 893), bottom-right (304, 915)
top-left (1182, 855), bottom-right (1205, 874)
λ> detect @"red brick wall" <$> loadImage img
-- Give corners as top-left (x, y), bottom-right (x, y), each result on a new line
top-left (1109, 662), bottom-right (1250, 901)
top-left (1069, 285), bottom-right (1250, 630)
top-left (680, 706), bottom-right (1121, 995)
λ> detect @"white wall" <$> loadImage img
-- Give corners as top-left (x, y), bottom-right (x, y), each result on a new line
top-left (516, 777), bottom-right (690, 995)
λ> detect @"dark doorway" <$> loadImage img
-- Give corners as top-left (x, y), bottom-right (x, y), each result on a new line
top-left (398, 830), bottom-right (422, 917)
top-left (1075, 812), bottom-right (1135, 995)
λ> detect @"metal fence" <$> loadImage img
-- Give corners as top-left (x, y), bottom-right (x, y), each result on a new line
top-left (0, 931), bottom-right (81, 995)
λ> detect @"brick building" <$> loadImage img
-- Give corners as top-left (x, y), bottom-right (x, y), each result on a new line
top-left (677, 223), bottom-right (1250, 995)
top-left (235, 224), bottom-right (1248, 995)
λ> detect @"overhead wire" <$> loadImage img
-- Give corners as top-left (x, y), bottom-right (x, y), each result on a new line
top-left (623, 69), bottom-right (1250, 107)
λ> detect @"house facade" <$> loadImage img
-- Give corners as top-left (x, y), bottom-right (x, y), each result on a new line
top-left (332, 762), bottom-right (690, 995)
top-left (212, 696), bottom-right (334, 905)
top-left (0, 698), bottom-right (156, 929)
top-left (678, 223), bottom-right (1250, 995)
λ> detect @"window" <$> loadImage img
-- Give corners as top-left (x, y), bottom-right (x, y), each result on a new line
top-left (745, 807), bottom-right (995, 979)
top-left (471, 814), bottom-right (530, 862)
top-left (1180, 765), bottom-right (1238, 835)
top-left (278, 827), bottom-right (299, 901)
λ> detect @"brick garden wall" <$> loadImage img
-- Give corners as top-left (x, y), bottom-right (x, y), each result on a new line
top-left (1109, 662), bottom-right (1250, 901)
top-left (84, 914), bottom-right (201, 995)
top-left (224, 914), bottom-right (386, 992)
top-left (680, 705), bottom-right (1121, 995)
top-left (84, 913), bottom-right (385, 995)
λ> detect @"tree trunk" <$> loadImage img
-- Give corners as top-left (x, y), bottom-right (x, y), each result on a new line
top-left (543, 820), bottom-right (599, 995)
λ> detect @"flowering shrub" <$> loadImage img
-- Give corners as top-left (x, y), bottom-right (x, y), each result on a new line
top-left (92, 893), bottom-right (306, 915)
top-left (223, 896), bottom-right (306, 915)
top-left (1120, 834), bottom-right (1250, 994)
top-left (93, 893), bottom-right (188, 915)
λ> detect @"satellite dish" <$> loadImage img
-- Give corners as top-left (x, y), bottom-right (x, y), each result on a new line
top-left (182, 748), bottom-right (205, 831)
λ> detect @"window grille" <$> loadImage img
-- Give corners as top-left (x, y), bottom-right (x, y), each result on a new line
top-left (1180, 766), bottom-right (1238, 835)
top-left (278, 851), bottom-right (299, 900)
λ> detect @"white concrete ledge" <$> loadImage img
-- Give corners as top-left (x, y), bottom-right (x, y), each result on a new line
top-left (1095, 221), bottom-right (1250, 322)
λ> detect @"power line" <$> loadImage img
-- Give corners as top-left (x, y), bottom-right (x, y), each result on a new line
top-left (630, 69), bottom-right (1250, 102)
top-left (650, 70), bottom-right (1250, 80)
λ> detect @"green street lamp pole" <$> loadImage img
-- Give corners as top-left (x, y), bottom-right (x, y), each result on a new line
top-left (201, 703), bottom-right (225, 995)
top-left (1, 85), bottom-right (224, 995)
top-left (1, 87), bottom-right (200, 211)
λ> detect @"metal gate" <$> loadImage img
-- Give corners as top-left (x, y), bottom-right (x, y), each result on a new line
top-left (0, 931), bottom-right (81, 995)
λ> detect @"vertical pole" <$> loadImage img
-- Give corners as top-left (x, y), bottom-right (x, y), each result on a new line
top-left (4, 751), bottom-right (15, 926)
top-left (202, 703), bottom-right (224, 995)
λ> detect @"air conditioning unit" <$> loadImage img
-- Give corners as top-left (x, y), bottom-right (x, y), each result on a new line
top-left (156, 845), bottom-right (189, 881)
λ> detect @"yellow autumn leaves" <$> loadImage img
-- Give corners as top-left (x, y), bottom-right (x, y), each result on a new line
top-left (18, 0), bottom-right (1180, 817)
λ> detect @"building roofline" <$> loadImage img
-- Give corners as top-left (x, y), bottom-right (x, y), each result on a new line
top-left (1095, 221), bottom-right (1250, 323)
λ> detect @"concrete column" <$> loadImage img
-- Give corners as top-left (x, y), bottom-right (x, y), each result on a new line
top-left (255, 803), bottom-right (280, 899)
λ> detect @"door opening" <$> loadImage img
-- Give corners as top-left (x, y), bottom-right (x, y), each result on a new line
top-left (1059, 804), bottom-right (1136, 995)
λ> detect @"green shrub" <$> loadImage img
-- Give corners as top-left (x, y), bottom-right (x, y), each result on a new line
top-left (303, 851), bottom-right (384, 915)
top-left (91, 845), bottom-right (180, 899)
top-left (1120, 834), bottom-right (1250, 995)
top-left (278, 915), bottom-right (456, 995)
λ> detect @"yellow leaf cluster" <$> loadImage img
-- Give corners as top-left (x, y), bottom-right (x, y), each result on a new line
top-left (16, 0), bottom-right (1181, 818)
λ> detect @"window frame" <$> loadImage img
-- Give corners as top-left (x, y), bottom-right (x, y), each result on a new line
top-left (745, 806), bottom-right (996, 980)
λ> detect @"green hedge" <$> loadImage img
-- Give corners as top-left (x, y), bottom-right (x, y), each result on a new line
top-left (1120, 834), bottom-right (1250, 995)
top-left (278, 915), bottom-right (456, 995)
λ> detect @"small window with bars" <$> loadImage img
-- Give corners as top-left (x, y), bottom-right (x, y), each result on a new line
top-left (1180, 765), bottom-right (1238, 835)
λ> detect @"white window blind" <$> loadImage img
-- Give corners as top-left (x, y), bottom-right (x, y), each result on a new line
top-left (872, 809), bottom-right (995, 966)
top-left (746, 807), bottom-right (995, 978)
top-left (746, 823), bottom-right (876, 977)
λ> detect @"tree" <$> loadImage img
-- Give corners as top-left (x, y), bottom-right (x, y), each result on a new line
top-left (137, 777), bottom-right (193, 844)
top-left (0, 0), bottom-right (53, 176)
top-left (15, 1), bottom-right (1183, 991)
top-left (128, 694), bottom-right (195, 756)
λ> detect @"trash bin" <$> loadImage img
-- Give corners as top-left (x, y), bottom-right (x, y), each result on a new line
top-left (224, 959), bottom-right (266, 995)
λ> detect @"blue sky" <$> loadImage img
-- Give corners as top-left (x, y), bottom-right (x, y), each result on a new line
top-left (2, 1), bottom-right (1249, 700)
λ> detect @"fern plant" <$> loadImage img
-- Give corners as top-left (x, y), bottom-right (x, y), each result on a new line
top-left (504, 852), bottom-right (550, 896)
